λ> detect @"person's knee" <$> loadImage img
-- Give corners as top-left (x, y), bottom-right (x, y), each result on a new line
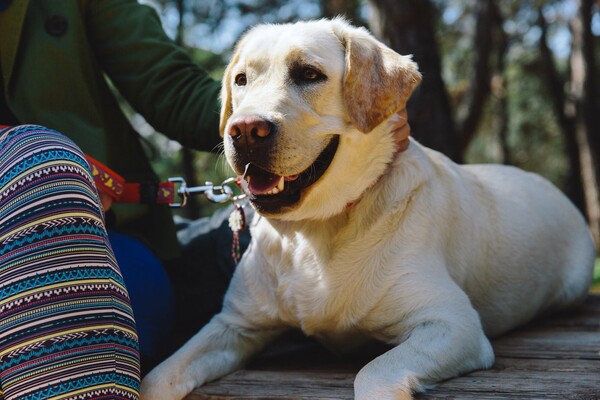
top-left (2, 124), bottom-right (87, 169)
top-left (1, 125), bottom-right (99, 213)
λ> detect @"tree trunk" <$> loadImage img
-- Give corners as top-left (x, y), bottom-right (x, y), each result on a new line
top-left (537, 8), bottom-right (587, 215)
top-left (367, 0), bottom-right (462, 162)
top-left (494, 5), bottom-right (511, 165)
top-left (458, 0), bottom-right (498, 154)
top-left (569, 0), bottom-right (600, 245)
top-left (321, 0), bottom-right (361, 23)
top-left (578, 0), bottom-right (600, 172)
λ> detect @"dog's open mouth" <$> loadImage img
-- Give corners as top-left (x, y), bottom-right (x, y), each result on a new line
top-left (241, 136), bottom-right (339, 214)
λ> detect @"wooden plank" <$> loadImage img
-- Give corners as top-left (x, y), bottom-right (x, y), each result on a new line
top-left (190, 370), bottom-right (356, 399)
top-left (493, 329), bottom-right (600, 359)
top-left (186, 295), bottom-right (600, 400)
top-left (418, 358), bottom-right (600, 399)
top-left (189, 358), bottom-right (600, 400)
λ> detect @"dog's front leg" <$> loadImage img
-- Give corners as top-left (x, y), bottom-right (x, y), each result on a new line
top-left (141, 313), bottom-right (283, 400)
top-left (354, 302), bottom-right (494, 399)
top-left (141, 263), bottom-right (285, 400)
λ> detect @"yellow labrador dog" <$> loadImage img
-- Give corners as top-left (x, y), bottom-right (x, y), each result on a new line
top-left (142, 18), bottom-right (595, 399)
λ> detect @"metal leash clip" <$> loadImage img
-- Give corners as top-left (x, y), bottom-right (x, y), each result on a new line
top-left (168, 176), bottom-right (247, 208)
top-left (169, 176), bottom-right (250, 264)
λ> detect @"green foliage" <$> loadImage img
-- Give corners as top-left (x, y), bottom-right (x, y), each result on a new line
top-left (188, 47), bottom-right (226, 79)
top-left (465, 46), bottom-right (569, 191)
top-left (592, 259), bottom-right (600, 293)
top-left (438, 0), bottom-right (575, 196)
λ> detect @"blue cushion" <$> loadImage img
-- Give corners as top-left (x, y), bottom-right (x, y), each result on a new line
top-left (108, 230), bottom-right (174, 359)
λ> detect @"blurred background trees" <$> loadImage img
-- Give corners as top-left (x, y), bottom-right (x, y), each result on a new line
top-left (136, 0), bottom-right (600, 251)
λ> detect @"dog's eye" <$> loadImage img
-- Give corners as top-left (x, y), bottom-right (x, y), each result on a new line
top-left (234, 73), bottom-right (247, 86)
top-left (303, 68), bottom-right (320, 80)
top-left (291, 65), bottom-right (327, 85)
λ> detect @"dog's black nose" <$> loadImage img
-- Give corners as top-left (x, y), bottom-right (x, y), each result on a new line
top-left (228, 115), bottom-right (276, 146)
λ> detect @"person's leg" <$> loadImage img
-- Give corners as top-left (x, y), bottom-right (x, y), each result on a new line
top-left (0, 125), bottom-right (140, 399)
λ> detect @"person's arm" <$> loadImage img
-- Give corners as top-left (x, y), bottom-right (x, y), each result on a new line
top-left (84, 0), bottom-right (222, 152)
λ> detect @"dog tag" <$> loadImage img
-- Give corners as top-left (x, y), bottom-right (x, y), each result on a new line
top-left (228, 203), bottom-right (246, 263)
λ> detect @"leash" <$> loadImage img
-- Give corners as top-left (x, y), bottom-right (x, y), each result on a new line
top-left (85, 155), bottom-right (176, 205)
top-left (84, 154), bottom-right (247, 207)
top-left (85, 154), bottom-right (249, 263)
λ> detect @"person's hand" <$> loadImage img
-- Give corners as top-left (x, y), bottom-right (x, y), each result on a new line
top-left (388, 108), bottom-right (411, 151)
top-left (99, 190), bottom-right (114, 212)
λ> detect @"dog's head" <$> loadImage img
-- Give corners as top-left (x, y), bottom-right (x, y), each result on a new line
top-left (220, 18), bottom-right (421, 220)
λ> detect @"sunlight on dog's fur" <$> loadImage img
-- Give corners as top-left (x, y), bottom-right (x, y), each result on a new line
top-left (141, 17), bottom-right (595, 400)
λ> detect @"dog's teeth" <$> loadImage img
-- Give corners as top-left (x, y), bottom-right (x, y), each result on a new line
top-left (277, 176), bottom-right (285, 192)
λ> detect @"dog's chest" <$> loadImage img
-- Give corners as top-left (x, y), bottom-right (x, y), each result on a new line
top-left (262, 228), bottom-right (382, 336)
top-left (269, 241), bottom-right (330, 318)
top-left (274, 255), bottom-right (354, 334)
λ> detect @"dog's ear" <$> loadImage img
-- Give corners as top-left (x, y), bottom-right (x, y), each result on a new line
top-left (336, 23), bottom-right (422, 133)
top-left (219, 47), bottom-right (242, 137)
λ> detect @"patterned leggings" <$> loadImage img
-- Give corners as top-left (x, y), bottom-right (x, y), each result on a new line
top-left (0, 126), bottom-right (140, 399)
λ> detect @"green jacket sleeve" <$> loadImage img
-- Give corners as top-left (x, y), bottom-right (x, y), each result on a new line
top-left (84, 0), bottom-right (222, 152)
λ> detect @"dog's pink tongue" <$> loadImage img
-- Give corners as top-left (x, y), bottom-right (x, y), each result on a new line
top-left (242, 163), bottom-right (281, 195)
top-left (247, 172), bottom-right (281, 195)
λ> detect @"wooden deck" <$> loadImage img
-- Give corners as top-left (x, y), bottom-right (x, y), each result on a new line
top-left (186, 295), bottom-right (600, 399)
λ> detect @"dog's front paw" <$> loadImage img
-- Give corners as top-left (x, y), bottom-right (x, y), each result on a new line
top-left (140, 365), bottom-right (194, 400)
top-left (354, 369), bottom-right (421, 400)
